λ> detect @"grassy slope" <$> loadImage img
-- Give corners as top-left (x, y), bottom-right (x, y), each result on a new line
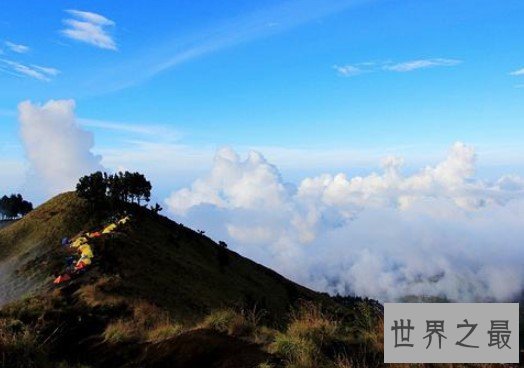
top-left (0, 192), bottom-right (334, 322)
top-left (0, 192), bottom-right (98, 305)
top-left (0, 192), bottom-right (95, 261)
top-left (106, 212), bottom-right (325, 322)
top-left (0, 192), bottom-right (362, 367)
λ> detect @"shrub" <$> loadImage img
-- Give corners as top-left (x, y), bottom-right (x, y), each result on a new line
top-left (287, 302), bottom-right (339, 347)
top-left (199, 308), bottom-right (259, 338)
top-left (146, 322), bottom-right (183, 341)
top-left (102, 300), bottom-right (184, 344)
top-left (270, 332), bottom-right (318, 368)
top-left (268, 302), bottom-right (346, 368)
top-left (199, 309), bottom-right (235, 332)
top-left (355, 302), bottom-right (383, 353)
top-left (103, 320), bottom-right (137, 343)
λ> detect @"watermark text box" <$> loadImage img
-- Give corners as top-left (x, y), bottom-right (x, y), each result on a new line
top-left (384, 303), bottom-right (519, 363)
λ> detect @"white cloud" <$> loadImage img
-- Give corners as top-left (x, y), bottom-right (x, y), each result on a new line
top-left (165, 143), bottom-right (524, 302)
top-left (334, 59), bottom-right (461, 77)
top-left (17, 100), bottom-right (103, 195)
top-left (0, 59), bottom-right (59, 81)
top-left (61, 10), bottom-right (117, 50)
top-left (510, 67), bottom-right (524, 76)
top-left (333, 64), bottom-right (363, 77)
top-left (383, 58), bottom-right (461, 72)
top-left (31, 65), bottom-right (60, 76)
top-left (166, 147), bottom-right (288, 214)
top-left (5, 41), bottom-right (29, 54)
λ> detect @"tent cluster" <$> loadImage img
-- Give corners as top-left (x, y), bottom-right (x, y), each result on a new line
top-left (53, 216), bottom-right (131, 284)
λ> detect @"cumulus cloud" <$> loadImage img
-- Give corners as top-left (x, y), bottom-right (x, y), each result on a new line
top-left (0, 59), bottom-right (59, 81)
top-left (166, 143), bottom-right (524, 302)
top-left (18, 100), bottom-right (103, 194)
top-left (61, 10), bottom-right (117, 50)
top-left (5, 41), bottom-right (30, 54)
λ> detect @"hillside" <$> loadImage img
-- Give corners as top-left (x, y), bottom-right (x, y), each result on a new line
top-left (0, 193), bottom-right (100, 306)
top-left (0, 192), bottom-right (384, 367)
top-left (0, 192), bottom-right (335, 318)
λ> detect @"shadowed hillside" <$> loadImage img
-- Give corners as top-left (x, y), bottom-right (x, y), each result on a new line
top-left (0, 192), bottom-right (335, 319)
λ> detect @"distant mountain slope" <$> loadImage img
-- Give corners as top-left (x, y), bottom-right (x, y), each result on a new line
top-left (0, 192), bottom-right (99, 305)
top-left (0, 192), bottom-right (333, 320)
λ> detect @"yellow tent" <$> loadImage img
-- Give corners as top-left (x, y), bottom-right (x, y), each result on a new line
top-left (77, 256), bottom-right (92, 266)
top-left (102, 223), bottom-right (118, 234)
top-left (71, 236), bottom-right (88, 249)
top-left (79, 244), bottom-right (94, 259)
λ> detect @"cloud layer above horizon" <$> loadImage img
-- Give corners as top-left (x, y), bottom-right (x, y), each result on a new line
top-left (166, 144), bottom-right (524, 302)
top-left (18, 100), bottom-right (103, 195)
top-left (10, 99), bottom-right (524, 302)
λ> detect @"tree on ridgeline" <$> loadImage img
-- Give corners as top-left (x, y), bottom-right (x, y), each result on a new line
top-left (150, 203), bottom-right (163, 214)
top-left (76, 171), bottom-right (108, 210)
top-left (126, 172), bottom-right (152, 205)
top-left (76, 171), bottom-right (153, 212)
top-left (0, 194), bottom-right (33, 220)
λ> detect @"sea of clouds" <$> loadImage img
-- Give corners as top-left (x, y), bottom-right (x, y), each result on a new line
top-left (16, 100), bottom-right (524, 302)
top-left (165, 145), bottom-right (524, 302)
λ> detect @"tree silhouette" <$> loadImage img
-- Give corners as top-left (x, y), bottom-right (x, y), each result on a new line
top-left (76, 171), bottom-right (152, 211)
top-left (0, 194), bottom-right (33, 220)
top-left (150, 203), bottom-right (163, 214)
top-left (76, 171), bottom-right (108, 210)
top-left (128, 172), bottom-right (151, 205)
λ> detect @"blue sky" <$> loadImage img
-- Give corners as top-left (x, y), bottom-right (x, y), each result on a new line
top-left (1, 0), bottom-right (524, 202)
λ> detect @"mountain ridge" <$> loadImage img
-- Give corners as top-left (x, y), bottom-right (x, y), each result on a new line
top-left (0, 191), bottom-right (384, 367)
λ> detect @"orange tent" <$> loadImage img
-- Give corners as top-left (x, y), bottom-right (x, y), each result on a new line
top-left (53, 274), bottom-right (71, 284)
top-left (75, 261), bottom-right (88, 271)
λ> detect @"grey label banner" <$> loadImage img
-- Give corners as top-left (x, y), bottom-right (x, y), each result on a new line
top-left (384, 303), bottom-right (519, 363)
